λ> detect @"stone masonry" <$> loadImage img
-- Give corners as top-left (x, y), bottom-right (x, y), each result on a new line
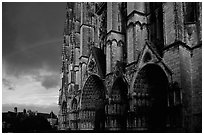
top-left (58, 2), bottom-right (202, 132)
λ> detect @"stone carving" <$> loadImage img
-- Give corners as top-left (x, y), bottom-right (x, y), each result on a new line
top-left (87, 59), bottom-right (97, 74)
top-left (105, 74), bottom-right (114, 96)
top-left (113, 61), bottom-right (126, 78)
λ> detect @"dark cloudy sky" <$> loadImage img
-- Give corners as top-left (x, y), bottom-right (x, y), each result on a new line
top-left (2, 2), bottom-right (66, 114)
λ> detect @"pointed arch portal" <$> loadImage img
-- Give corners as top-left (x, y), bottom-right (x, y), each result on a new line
top-left (105, 77), bottom-right (128, 130)
top-left (130, 64), bottom-right (169, 132)
top-left (79, 75), bottom-right (105, 130)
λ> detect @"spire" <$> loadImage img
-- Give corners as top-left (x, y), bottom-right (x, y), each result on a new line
top-left (70, 10), bottom-right (75, 63)
top-left (64, 3), bottom-right (73, 35)
top-left (65, 2), bottom-right (69, 10)
top-left (63, 2), bottom-right (76, 35)
top-left (64, 3), bottom-right (69, 35)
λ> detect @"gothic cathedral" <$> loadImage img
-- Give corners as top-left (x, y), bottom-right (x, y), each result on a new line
top-left (58, 2), bottom-right (202, 132)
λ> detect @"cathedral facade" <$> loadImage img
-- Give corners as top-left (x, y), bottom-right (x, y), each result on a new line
top-left (58, 2), bottom-right (202, 132)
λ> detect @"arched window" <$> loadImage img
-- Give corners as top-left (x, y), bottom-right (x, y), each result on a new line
top-left (116, 42), bottom-right (123, 62)
top-left (121, 2), bottom-right (127, 33)
top-left (184, 2), bottom-right (201, 46)
top-left (72, 98), bottom-right (77, 110)
top-left (106, 42), bottom-right (111, 74)
top-left (112, 40), bottom-right (117, 68)
top-left (184, 2), bottom-right (198, 24)
top-left (149, 2), bottom-right (164, 53)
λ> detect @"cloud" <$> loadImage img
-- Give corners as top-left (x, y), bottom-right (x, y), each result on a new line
top-left (2, 3), bottom-right (65, 113)
top-left (2, 78), bottom-right (15, 90)
top-left (2, 37), bottom-right (62, 78)
top-left (41, 74), bottom-right (60, 89)
top-left (30, 69), bottom-right (60, 89)
top-left (2, 74), bottom-right (59, 109)
top-left (2, 2), bottom-right (65, 77)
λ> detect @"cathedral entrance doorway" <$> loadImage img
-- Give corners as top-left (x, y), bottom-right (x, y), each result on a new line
top-left (105, 77), bottom-right (128, 131)
top-left (80, 75), bottom-right (105, 130)
top-left (130, 64), bottom-right (168, 132)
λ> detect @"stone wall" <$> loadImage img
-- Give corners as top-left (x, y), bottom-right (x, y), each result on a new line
top-left (59, 2), bottom-right (202, 132)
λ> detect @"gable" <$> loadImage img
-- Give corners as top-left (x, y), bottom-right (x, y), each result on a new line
top-left (137, 41), bottom-right (172, 76)
top-left (87, 53), bottom-right (98, 75)
top-left (86, 47), bottom-right (106, 78)
top-left (137, 41), bottom-right (162, 68)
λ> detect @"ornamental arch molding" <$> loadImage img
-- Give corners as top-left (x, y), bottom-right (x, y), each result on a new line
top-left (128, 63), bottom-right (169, 131)
top-left (130, 63), bottom-right (170, 95)
top-left (105, 76), bottom-right (128, 130)
top-left (79, 74), bottom-right (105, 130)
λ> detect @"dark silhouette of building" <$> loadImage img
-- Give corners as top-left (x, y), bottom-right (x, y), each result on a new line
top-left (47, 111), bottom-right (58, 129)
top-left (58, 2), bottom-right (202, 132)
top-left (2, 107), bottom-right (58, 132)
